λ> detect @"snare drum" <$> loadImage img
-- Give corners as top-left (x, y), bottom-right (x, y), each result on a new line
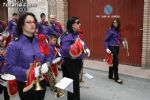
top-left (0, 74), bottom-right (18, 96)
top-left (0, 74), bottom-right (16, 87)
top-left (0, 75), bottom-right (7, 87)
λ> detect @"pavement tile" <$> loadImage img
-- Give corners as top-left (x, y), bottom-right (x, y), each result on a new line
top-left (83, 59), bottom-right (150, 79)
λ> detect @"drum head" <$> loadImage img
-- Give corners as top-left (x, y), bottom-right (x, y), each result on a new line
top-left (1, 74), bottom-right (16, 80)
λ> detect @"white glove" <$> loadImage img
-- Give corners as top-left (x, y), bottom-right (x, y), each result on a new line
top-left (34, 66), bottom-right (40, 78)
top-left (85, 48), bottom-right (90, 57)
top-left (41, 63), bottom-right (49, 74)
top-left (57, 37), bottom-right (61, 45)
top-left (52, 57), bottom-right (61, 64)
top-left (106, 48), bottom-right (111, 54)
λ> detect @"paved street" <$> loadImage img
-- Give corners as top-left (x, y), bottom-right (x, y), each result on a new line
top-left (1, 68), bottom-right (150, 100)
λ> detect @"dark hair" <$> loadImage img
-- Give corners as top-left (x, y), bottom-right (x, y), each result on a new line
top-left (111, 18), bottom-right (121, 31)
top-left (67, 16), bottom-right (79, 32)
top-left (40, 13), bottom-right (45, 18)
top-left (12, 13), bottom-right (18, 16)
top-left (16, 12), bottom-right (37, 35)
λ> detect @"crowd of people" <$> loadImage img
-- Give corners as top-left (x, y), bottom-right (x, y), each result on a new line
top-left (0, 12), bottom-right (124, 100)
top-left (0, 12), bottom-right (91, 100)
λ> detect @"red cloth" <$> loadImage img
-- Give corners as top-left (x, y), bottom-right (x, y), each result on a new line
top-left (0, 20), bottom-right (6, 31)
top-left (23, 61), bottom-right (36, 92)
top-left (104, 54), bottom-right (113, 66)
top-left (5, 34), bottom-right (11, 48)
top-left (2, 21), bottom-right (6, 31)
top-left (7, 79), bottom-right (18, 96)
top-left (38, 34), bottom-right (49, 56)
top-left (51, 47), bottom-right (62, 77)
top-left (51, 64), bottom-right (58, 77)
top-left (56, 22), bottom-right (62, 35)
top-left (70, 39), bottom-right (83, 58)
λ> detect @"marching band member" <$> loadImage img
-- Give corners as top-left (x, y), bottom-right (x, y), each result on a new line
top-left (0, 41), bottom-right (10, 100)
top-left (2, 12), bottom-right (51, 100)
top-left (37, 13), bottom-right (58, 40)
top-left (47, 33), bottom-right (64, 97)
top-left (104, 18), bottom-right (123, 84)
top-left (49, 14), bottom-right (63, 37)
top-left (37, 13), bottom-right (49, 35)
top-left (48, 33), bottom-right (61, 77)
top-left (7, 13), bottom-right (18, 38)
top-left (60, 17), bottom-right (90, 100)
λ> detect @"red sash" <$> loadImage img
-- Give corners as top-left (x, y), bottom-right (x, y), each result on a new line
top-left (38, 34), bottom-right (49, 56)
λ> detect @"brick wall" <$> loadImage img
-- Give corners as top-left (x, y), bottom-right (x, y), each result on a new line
top-left (142, 0), bottom-right (150, 68)
top-left (56, 0), bottom-right (65, 30)
top-left (47, 0), bottom-right (68, 30)
top-left (28, 0), bottom-right (48, 22)
top-left (7, 0), bottom-right (19, 20)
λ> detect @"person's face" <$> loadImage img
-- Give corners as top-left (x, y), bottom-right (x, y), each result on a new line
top-left (13, 15), bottom-right (18, 21)
top-left (23, 15), bottom-right (36, 35)
top-left (50, 36), bottom-right (57, 45)
top-left (113, 20), bottom-right (119, 28)
top-left (72, 19), bottom-right (81, 32)
top-left (0, 48), bottom-right (4, 55)
top-left (49, 16), bottom-right (55, 23)
top-left (41, 16), bottom-right (46, 21)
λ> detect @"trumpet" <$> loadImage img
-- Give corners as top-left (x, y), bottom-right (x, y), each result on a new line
top-left (35, 61), bottom-right (43, 91)
top-left (47, 67), bottom-right (64, 97)
top-left (23, 60), bottom-right (44, 92)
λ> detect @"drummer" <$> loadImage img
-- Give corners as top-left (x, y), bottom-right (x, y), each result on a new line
top-left (0, 41), bottom-right (10, 100)
top-left (48, 33), bottom-right (61, 77)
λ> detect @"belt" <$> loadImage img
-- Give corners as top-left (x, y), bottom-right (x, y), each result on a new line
top-left (109, 45), bottom-right (119, 46)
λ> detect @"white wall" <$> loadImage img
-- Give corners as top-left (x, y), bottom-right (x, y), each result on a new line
top-left (27, 0), bottom-right (48, 22)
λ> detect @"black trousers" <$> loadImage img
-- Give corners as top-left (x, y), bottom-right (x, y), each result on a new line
top-left (61, 58), bottom-right (83, 100)
top-left (108, 46), bottom-right (119, 80)
top-left (17, 80), bottom-right (46, 100)
top-left (0, 85), bottom-right (10, 100)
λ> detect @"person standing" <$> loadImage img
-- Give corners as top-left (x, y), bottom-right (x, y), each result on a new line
top-left (104, 18), bottom-right (123, 84)
top-left (37, 13), bottom-right (49, 35)
top-left (7, 13), bottom-right (18, 38)
top-left (37, 13), bottom-right (58, 40)
top-left (49, 14), bottom-right (63, 37)
top-left (60, 17), bottom-right (90, 100)
top-left (2, 12), bottom-right (50, 100)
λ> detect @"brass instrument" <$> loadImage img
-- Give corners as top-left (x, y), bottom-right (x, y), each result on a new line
top-left (35, 61), bottom-right (43, 91)
top-left (47, 67), bottom-right (64, 97)
top-left (121, 37), bottom-right (130, 56)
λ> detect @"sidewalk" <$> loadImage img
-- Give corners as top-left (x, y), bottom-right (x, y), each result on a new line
top-left (83, 59), bottom-right (150, 79)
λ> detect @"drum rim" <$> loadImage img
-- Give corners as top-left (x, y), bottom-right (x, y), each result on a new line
top-left (1, 74), bottom-right (16, 80)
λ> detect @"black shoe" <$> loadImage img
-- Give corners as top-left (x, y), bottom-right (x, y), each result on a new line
top-left (108, 77), bottom-right (114, 79)
top-left (115, 79), bottom-right (123, 84)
